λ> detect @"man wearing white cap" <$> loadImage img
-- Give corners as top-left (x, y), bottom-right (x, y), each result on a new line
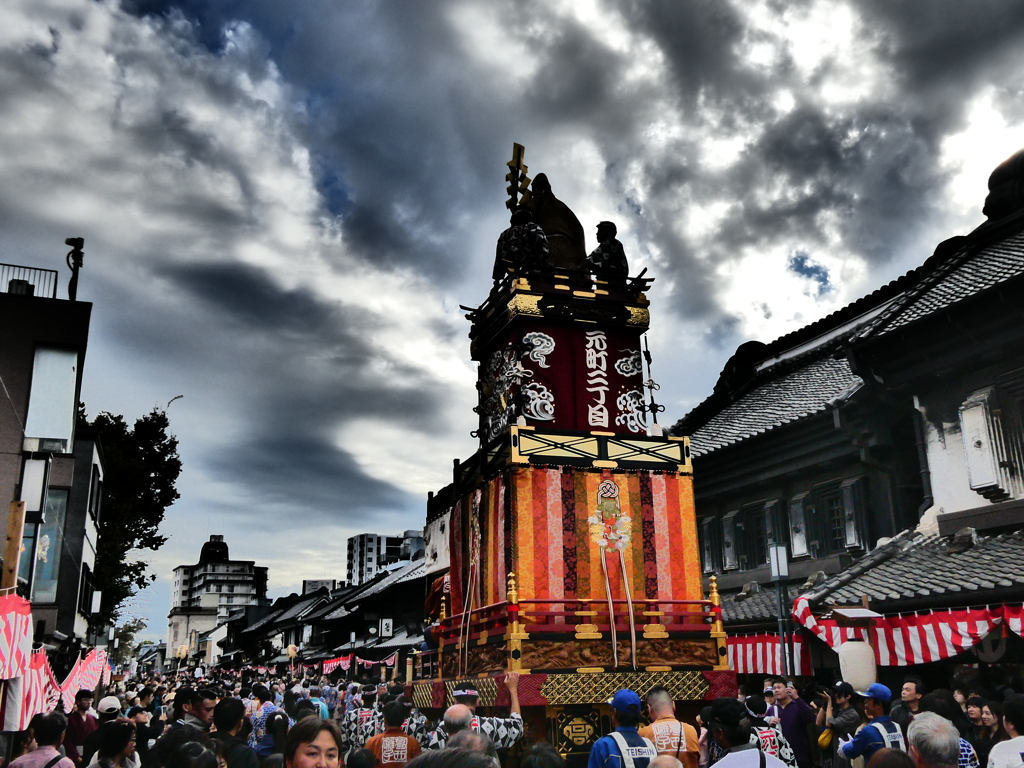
top-left (428, 672), bottom-right (522, 749)
top-left (837, 683), bottom-right (906, 764)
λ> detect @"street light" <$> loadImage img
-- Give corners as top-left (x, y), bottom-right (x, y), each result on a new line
top-left (768, 543), bottom-right (791, 677)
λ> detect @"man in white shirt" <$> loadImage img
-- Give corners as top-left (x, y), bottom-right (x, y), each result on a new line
top-left (708, 698), bottom-right (788, 768)
top-left (988, 695), bottom-right (1024, 768)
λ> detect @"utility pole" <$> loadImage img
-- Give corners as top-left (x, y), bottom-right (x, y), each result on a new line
top-left (2, 502), bottom-right (26, 590)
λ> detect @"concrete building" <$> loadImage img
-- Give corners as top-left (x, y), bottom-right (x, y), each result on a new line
top-left (0, 255), bottom-right (102, 655)
top-left (345, 530), bottom-right (423, 586)
top-left (167, 535), bottom-right (268, 654)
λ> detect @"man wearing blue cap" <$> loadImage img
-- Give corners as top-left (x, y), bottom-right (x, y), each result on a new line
top-left (837, 683), bottom-right (906, 764)
top-left (588, 690), bottom-right (657, 768)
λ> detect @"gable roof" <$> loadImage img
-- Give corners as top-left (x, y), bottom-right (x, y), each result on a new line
top-left (721, 583), bottom-right (801, 624)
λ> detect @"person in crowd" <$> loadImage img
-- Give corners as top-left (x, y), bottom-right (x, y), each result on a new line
top-left (428, 673), bottom-right (522, 750)
top-left (283, 719), bottom-right (342, 768)
top-left (362, 687), bottom-right (429, 748)
top-left (987, 695), bottom-right (1024, 768)
top-left (697, 707), bottom-right (715, 768)
top-left (281, 693), bottom-right (300, 725)
top-left (185, 692), bottom-right (217, 733)
top-left (707, 698), bottom-right (787, 768)
top-left (965, 700), bottom-right (986, 743)
top-left (586, 689), bottom-right (657, 768)
top-left (867, 749), bottom-right (916, 768)
top-left (917, 695), bottom-right (979, 768)
top-left (743, 696), bottom-right (796, 767)
top-left (248, 687), bottom-right (280, 750)
top-left (153, 725), bottom-right (211, 768)
top-left (764, 689), bottom-right (779, 721)
top-left (953, 690), bottom-right (969, 717)
top-left (340, 687), bottom-right (377, 760)
top-left (838, 684), bottom-right (906, 765)
top-left (306, 692), bottom-right (328, 721)
top-left (87, 719), bottom-right (138, 768)
top-left (126, 701), bottom-right (164, 767)
top-left (255, 712), bottom-right (289, 761)
top-left (405, 751), bottom-right (493, 768)
top-left (817, 682), bottom-right (862, 768)
top-left (639, 686), bottom-right (699, 768)
top-left (343, 751), bottom-right (375, 768)
top-left (893, 679), bottom-right (927, 739)
top-left (84, 699), bottom-right (129, 765)
top-left (907, 713), bottom-right (960, 768)
top-left (973, 702), bottom-right (1007, 768)
top-left (520, 743), bottom-right (566, 768)
top-left (67, 691), bottom-right (100, 767)
top-left (164, 742), bottom-right (218, 768)
top-left (319, 682), bottom-right (338, 720)
top-left (770, 679), bottom-right (817, 768)
top-left (211, 699), bottom-right (258, 768)
top-left (292, 702), bottom-right (319, 723)
top-left (364, 701), bottom-right (422, 768)
top-left (11, 712), bottom-right (75, 768)
top-left (169, 690), bottom-right (197, 729)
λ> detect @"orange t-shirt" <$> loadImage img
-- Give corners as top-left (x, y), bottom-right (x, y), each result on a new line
top-left (365, 727), bottom-right (422, 768)
top-left (638, 716), bottom-right (699, 768)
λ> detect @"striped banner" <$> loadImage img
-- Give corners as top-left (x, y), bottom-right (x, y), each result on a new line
top-left (793, 598), bottom-right (1024, 666)
top-left (0, 594), bottom-right (33, 680)
top-left (323, 655), bottom-right (352, 674)
top-left (12, 649), bottom-right (60, 730)
top-left (728, 633), bottom-right (812, 676)
top-left (60, 654), bottom-right (85, 711)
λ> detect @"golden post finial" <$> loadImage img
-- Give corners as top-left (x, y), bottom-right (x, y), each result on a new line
top-left (708, 574), bottom-right (729, 670)
top-left (709, 574), bottom-right (721, 605)
top-left (507, 571), bottom-right (518, 605)
top-left (505, 144), bottom-right (531, 211)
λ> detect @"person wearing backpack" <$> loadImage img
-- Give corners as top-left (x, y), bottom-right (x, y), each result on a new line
top-left (587, 690), bottom-right (658, 768)
top-left (838, 684), bottom-right (906, 765)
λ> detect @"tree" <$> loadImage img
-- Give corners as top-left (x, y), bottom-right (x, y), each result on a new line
top-left (79, 406), bottom-right (181, 623)
top-left (109, 617), bottom-right (147, 666)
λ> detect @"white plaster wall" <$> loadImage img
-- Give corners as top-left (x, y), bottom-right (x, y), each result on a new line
top-left (923, 415), bottom-right (988, 514)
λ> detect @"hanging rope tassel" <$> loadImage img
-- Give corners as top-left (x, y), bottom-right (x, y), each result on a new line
top-left (600, 551), bottom-right (618, 669)
top-left (617, 548), bottom-right (638, 669)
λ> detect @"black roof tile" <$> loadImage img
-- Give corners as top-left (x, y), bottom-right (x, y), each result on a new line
top-left (689, 357), bottom-right (861, 456)
top-left (802, 529), bottom-right (1024, 609)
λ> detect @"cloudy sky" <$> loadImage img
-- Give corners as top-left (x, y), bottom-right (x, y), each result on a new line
top-left (3, 0), bottom-right (1024, 640)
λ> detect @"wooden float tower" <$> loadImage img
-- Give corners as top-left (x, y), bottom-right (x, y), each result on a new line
top-left (412, 146), bottom-right (735, 763)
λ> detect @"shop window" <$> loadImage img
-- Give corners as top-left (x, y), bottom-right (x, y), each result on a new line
top-left (32, 489), bottom-right (68, 603)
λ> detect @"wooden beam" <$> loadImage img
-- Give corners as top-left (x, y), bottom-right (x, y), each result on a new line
top-left (2, 501), bottom-right (26, 591)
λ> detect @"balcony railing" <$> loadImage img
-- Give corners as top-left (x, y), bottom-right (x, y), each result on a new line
top-left (0, 263), bottom-right (59, 299)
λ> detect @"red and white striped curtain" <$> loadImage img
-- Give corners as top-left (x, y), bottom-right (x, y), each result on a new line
top-left (793, 598), bottom-right (1024, 666)
top-left (323, 655), bottom-right (353, 674)
top-left (0, 594), bottom-right (33, 680)
top-left (728, 633), bottom-right (812, 676)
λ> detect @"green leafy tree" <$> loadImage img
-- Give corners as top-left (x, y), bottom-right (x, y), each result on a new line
top-left (79, 406), bottom-right (181, 623)
top-left (110, 617), bottom-right (147, 666)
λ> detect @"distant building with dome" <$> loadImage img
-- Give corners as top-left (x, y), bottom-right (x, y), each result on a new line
top-left (167, 535), bottom-right (269, 659)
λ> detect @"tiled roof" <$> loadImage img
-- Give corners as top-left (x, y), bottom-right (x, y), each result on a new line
top-left (276, 593), bottom-right (328, 623)
top-left (689, 356), bottom-right (861, 456)
top-left (863, 228), bottom-right (1024, 337)
top-left (802, 529), bottom-right (1024, 608)
top-left (721, 584), bottom-right (801, 624)
top-left (242, 607), bottom-right (285, 634)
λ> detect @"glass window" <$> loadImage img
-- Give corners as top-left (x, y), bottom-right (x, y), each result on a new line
top-left (32, 489), bottom-right (68, 603)
top-left (25, 348), bottom-right (78, 450)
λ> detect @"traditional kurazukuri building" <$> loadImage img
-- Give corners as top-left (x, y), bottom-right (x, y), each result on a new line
top-left (677, 149), bottom-right (1024, 682)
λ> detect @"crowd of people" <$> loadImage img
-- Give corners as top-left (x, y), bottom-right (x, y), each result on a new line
top-left (1, 671), bottom-right (1021, 768)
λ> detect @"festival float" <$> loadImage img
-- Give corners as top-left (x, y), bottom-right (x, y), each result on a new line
top-left (412, 145), bottom-right (736, 763)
